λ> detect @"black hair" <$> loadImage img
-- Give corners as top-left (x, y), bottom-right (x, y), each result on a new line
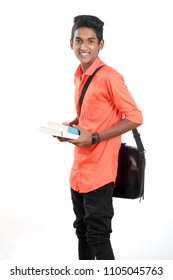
top-left (71, 15), bottom-right (104, 42)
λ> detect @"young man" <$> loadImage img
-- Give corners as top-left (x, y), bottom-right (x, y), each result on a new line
top-left (57, 15), bottom-right (143, 260)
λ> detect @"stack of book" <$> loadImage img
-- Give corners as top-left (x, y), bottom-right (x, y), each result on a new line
top-left (39, 122), bottom-right (80, 140)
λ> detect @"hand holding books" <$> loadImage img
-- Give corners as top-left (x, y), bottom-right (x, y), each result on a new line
top-left (39, 121), bottom-right (80, 140)
top-left (39, 121), bottom-right (98, 147)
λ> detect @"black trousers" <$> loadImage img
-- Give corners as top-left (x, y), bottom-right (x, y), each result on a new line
top-left (71, 182), bottom-right (115, 260)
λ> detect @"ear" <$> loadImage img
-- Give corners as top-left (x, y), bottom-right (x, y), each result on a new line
top-left (70, 39), bottom-right (73, 49)
top-left (98, 39), bottom-right (104, 51)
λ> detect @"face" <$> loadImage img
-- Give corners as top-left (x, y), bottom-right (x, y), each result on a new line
top-left (70, 27), bottom-right (104, 72)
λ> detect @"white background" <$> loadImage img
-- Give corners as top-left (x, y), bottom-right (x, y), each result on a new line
top-left (0, 0), bottom-right (173, 263)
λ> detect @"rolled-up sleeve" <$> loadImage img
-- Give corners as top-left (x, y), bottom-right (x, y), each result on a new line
top-left (108, 68), bottom-right (143, 124)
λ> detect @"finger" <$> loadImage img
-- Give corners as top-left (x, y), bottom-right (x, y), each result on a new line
top-left (62, 122), bottom-right (69, 126)
top-left (59, 138), bottom-right (67, 142)
top-left (53, 136), bottom-right (67, 142)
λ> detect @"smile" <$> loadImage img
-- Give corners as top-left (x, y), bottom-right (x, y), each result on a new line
top-left (79, 52), bottom-right (90, 57)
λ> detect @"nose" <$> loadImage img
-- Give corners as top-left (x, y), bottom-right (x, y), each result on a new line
top-left (80, 42), bottom-right (88, 50)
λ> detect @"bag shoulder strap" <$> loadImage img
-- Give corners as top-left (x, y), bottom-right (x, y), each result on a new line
top-left (79, 65), bottom-right (105, 113)
top-left (132, 128), bottom-right (145, 154)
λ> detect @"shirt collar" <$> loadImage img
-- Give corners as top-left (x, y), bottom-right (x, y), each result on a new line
top-left (75, 57), bottom-right (103, 78)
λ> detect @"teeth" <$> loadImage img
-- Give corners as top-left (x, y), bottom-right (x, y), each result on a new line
top-left (80, 52), bottom-right (89, 56)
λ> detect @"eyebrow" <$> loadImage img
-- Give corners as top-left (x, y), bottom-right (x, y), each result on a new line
top-left (74, 36), bottom-right (96, 40)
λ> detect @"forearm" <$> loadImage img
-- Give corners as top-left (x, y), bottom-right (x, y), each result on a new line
top-left (68, 118), bottom-right (142, 147)
top-left (99, 118), bottom-right (142, 142)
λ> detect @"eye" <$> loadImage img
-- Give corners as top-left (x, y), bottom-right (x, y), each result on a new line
top-left (88, 39), bottom-right (95, 44)
top-left (75, 39), bottom-right (82, 44)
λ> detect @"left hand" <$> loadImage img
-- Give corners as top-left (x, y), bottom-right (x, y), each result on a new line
top-left (68, 125), bottom-right (92, 147)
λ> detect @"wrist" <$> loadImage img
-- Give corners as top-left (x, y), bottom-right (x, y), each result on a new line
top-left (91, 132), bottom-right (100, 144)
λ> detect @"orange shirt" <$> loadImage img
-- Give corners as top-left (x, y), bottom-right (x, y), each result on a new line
top-left (70, 57), bottom-right (143, 193)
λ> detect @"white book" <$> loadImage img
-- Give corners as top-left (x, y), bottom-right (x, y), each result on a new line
top-left (39, 122), bottom-right (80, 140)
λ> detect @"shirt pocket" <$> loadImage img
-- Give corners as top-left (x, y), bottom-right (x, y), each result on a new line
top-left (82, 92), bottom-right (107, 121)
